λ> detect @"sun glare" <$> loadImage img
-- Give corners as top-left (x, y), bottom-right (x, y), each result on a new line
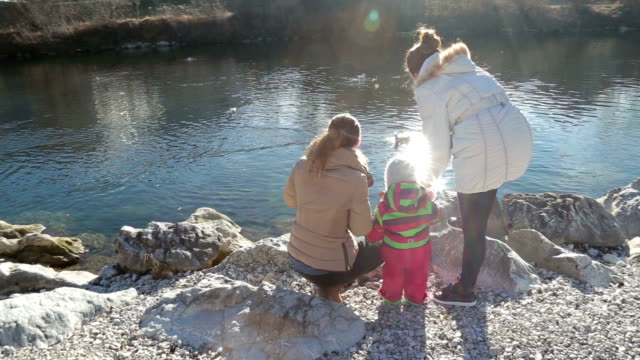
top-left (393, 132), bottom-right (449, 196)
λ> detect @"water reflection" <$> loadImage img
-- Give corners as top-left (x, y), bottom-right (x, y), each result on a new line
top-left (0, 33), bottom-right (639, 244)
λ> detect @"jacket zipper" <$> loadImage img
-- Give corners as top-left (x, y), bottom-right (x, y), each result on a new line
top-left (341, 243), bottom-right (350, 272)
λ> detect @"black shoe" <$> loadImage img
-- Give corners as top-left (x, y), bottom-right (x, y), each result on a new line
top-left (433, 281), bottom-right (476, 307)
top-left (447, 217), bottom-right (463, 231)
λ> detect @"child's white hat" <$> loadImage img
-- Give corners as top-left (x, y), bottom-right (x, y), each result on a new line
top-left (384, 156), bottom-right (418, 189)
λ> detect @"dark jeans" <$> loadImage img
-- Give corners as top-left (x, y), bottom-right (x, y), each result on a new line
top-left (458, 189), bottom-right (498, 289)
top-left (297, 240), bottom-right (382, 288)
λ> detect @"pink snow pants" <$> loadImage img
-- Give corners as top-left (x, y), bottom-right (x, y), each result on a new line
top-left (379, 243), bottom-right (432, 304)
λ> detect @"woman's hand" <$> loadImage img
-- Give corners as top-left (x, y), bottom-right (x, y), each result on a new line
top-left (366, 172), bottom-right (374, 188)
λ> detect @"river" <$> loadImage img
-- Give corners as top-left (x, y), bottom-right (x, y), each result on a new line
top-left (1, 32), bottom-right (639, 264)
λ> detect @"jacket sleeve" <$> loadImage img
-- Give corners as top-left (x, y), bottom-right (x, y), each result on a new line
top-left (424, 190), bottom-right (441, 226)
top-left (348, 176), bottom-right (374, 236)
top-left (366, 201), bottom-right (385, 242)
top-left (426, 201), bottom-right (441, 226)
top-left (417, 92), bottom-right (452, 182)
top-left (283, 167), bottom-right (297, 208)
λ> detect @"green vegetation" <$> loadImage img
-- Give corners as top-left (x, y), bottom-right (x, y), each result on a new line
top-left (0, 0), bottom-right (638, 58)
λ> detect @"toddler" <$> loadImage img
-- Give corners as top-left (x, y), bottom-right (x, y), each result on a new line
top-left (366, 156), bottom-right (440, 305)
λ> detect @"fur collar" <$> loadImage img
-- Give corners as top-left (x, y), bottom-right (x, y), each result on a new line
top-left (415, 42), bottom-right (472, 88)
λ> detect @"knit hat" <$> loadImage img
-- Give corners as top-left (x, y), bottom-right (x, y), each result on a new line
top-left (384, 156), bottom-right (418, 189)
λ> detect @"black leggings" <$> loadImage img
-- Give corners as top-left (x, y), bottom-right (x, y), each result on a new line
top-left (297, 240), bottom-right (382, 288)
top-left (458, 189), bottom-right (498, 289)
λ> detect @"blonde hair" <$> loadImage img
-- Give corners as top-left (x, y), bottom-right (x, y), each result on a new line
top-left (405, 27), bottom-right (442, 79)
top-left (305, 113), bottom-right (363, 175)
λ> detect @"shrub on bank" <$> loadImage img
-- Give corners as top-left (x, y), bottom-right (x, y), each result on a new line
top-left (0, 0), bottom-right (637, 58)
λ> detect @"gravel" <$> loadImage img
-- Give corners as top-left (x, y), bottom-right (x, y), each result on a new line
top-left (3, 260), bottom-right (639, 360)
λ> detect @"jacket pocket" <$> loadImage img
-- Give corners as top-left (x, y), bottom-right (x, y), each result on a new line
top-left (341, 243), bottom-right (351, 272)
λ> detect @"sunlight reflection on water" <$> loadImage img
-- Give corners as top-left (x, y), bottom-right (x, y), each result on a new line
top-left (0, 33), bottom-right (639, 244)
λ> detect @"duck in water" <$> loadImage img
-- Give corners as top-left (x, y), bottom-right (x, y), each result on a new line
top-left (394, 133), bottom-right (411, 149)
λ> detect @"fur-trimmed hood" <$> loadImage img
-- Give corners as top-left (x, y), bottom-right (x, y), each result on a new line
top-left (414, 42), bottom-right (473, 87)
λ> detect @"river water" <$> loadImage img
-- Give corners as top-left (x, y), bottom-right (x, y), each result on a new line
top-left (1, 33), bottom-right (639, 259)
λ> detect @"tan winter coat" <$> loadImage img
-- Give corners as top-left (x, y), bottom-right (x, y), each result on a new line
top-left (414, 43), bottom-right (533, 193)
top-left (284, 147), bottom-right (373, 272)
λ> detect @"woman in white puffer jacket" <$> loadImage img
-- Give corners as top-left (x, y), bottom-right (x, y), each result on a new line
top-left (406, 28), bottom-right (533, 306)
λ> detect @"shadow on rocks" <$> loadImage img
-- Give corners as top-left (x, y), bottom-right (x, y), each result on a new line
top-left (441, 288), bottom-right (528, 359)
top-left (534, 267), bottom-right (624, 296)
top-left (448, 301), bottom-right (490, 359)
top-left (363, 302), bottom-right (430, 360)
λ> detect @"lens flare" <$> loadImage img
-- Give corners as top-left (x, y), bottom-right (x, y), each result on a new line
top-left (393, 132), bottom-right (449, 195)
top-left (364, 9), bottom-right (381, 32)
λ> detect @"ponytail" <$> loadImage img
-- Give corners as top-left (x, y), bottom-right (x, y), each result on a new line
top-left (305, 114), bottom-right (362, 175)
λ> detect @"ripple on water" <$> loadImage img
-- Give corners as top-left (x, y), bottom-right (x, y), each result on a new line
top-left (0, 35), bottom-right (639, 250)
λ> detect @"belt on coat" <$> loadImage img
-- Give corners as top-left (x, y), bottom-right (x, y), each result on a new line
top-left (456, 93), bottom-right (510, 124)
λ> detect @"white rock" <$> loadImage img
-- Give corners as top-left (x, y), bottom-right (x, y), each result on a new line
top-left (588, 248), bottom-right (599, 257)
top-left (185, 207), bottom-right (240, 229)
top-left (98, 265), bottom-right (120, 280)
top-left (508, 230), bottom-right (623, 287)
top-left (430, 229), bottom-right (539, 293)
top-left (0, 221), bottom-right (45, 239)
top-left (0, 262), bottom-right (97, 296)
top-left (602, 253), bottom-right (622, 265)
top-left (140, 275), bottom-right (365, 360)
top-left (432, 191), bottom-right (508, 239)
top-left (629, 237), bottom-right (640, 263)
top-left (115, 219), bottom-right (252, 276)
top-left (0, 287), bottom-right (137, 348)
top-left (215, 234), bottom-right (290, 271)
top-left (599, 178), bottom-right (640, 238)
top-left (0, 232), bottom-right (85, 267)
top-left (503, 193), bottom-right (626, 248)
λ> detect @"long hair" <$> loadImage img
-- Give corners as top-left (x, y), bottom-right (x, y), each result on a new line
top-left (305, 113), bottom-right (363, 174)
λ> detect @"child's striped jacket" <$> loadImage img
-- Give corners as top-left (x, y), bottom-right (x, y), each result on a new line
top-left (366, 181), bottom-right (440, 249)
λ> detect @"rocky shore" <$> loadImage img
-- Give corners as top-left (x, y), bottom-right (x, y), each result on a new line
top-left (1, 178), bottom-right (639, 359)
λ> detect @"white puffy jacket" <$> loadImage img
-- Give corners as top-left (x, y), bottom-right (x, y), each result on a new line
top-left (414, 43), bottom-right (533, 194)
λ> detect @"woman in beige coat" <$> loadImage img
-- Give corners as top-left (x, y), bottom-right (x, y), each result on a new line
top-left (284, 113), bottom-right (382, 303)
top-left (406, 28), bottom-right (532, 306)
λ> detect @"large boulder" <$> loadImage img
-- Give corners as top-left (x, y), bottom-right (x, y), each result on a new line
top-left (502, 193), bottom-right (626, 248)
top-left (598, 178), bottom-right (640, 239)
top-left (217, 234), bottom-right (290, 270)
top-left (507, 230), bottom-right (623, 287)
top-left (210, 235), bottom-right (291, 285)
top-left (185, 208), bottom-right (240, 229)
top-left (0, 233), bottom-right (85, 267)
top-left (432, 191), bottom-right (508, 239)
top-left (0, 287), bottom-right (137, 348)
top-left (629, 237), bottom-right (640, 264)
top-left (115, 220), bottom-right (252, 276)
top-left (140, 275), bottom-right (365, 360)
top-left (0, 262), bottom-right (97, 296)
top-left (0, 221), bottom-right (45, 239)
top-left (430, 229), bottom-right (539, 293)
